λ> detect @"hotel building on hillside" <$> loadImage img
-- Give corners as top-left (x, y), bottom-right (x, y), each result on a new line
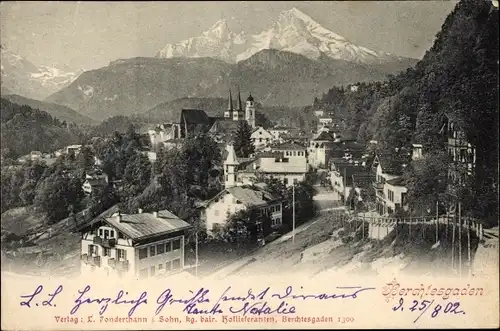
top-left (224, 144), bottom-right (308, 188)
top-left (78, 209), bottom-right (191, 279)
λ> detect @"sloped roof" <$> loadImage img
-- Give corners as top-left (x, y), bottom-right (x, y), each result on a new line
top-left (375, 153), bottom-right (409, 176)
top-left (210, 119), bottom-right (239, 134)
top-left (84, 178), bottom-right (107, 186)
top-left (240, 156), bottom-right (308, 174)
top-left (352, 174), bottom-right (373, 189)
top-left (104, 211), bottom-right (191, 240)
top-left (226, 186), bottom-right (279, 207)
top-left (181, 109), bottom-right (211, 126)
top-left (312, 131), bottom-right (335, 141)
top-left (339, 132), bottom-right (357, 142)
top-left (271, 142), bottom-right (306, 151)
top-left (386, 176), bottom-right (406, 187)
top-left (202, 185), bottom-right (280, 209)
top-left (333, 164), bottom-right (368, 186)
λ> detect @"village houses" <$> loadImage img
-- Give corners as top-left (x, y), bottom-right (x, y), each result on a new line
top-left (371, 152), bottom-right (410, 216)
top-left (251, 126), bottom-right (274, 150)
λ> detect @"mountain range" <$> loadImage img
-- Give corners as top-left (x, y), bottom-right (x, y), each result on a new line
top-left (5, 8), bottom-right (418, 122)
top-left (45, 48), bottom-right (416, 121)
top-left (156, 8), bottom-right (413, 65)
top-left (1, 46), bottom-right (84, 100)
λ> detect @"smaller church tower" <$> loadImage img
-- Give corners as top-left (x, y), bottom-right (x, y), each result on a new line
top-left (233, 90), bottom-right (244, 121)
top-left (224, 90), bottom-right (233, 118)
top-left (245, 93), bottom-right (256, 128)
top-left (224, 143), bottom-right (240, 188)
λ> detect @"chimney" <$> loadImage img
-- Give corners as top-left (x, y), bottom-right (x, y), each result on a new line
top-left (138, 208), bottom-right (143, 214)
top-left (116, 213), bottom-right (122, 223)
top-left (153, 211), bottom-right (158, 218)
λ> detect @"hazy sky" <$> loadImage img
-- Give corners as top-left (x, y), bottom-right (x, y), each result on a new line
top-left (1, 1), bottom-right (458, 71)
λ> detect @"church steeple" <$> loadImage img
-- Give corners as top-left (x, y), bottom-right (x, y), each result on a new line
top-left (237, 90), bottom-right (243, 111)
top-left (227, 90), bottom-right (234, 111)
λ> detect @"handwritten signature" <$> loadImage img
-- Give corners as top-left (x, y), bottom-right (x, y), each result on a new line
top-left (19, 284), bottom-right (376, 317)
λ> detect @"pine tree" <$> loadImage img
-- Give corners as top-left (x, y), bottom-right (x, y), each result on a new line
top-left (233, 121), bottom-right (255, 158)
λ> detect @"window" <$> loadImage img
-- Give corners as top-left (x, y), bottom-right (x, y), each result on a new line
top-left (99, 229), bottom-right (103, 236)
top-left (275, 205), bottom-right (281, 212)
top-left (139, 268), bottom-right (148, 279)
top-left (150, 266), bottom-right (156, 277)
top-left (165, 241), bottom-right (172, 252)
top-left (157, 243), bottom-right (165, 254)
top-left (150, 246), bottom-right (156, 257)
top-left (117, 249), bottom-right (126, 261)
top-left (159, 264), bottom-right (164, 271)
top-left (103, 248), bottom-right (111, 257)
top-left (88, 245), bottom-right (97, 256)
top-left (110, 230), bottom-right (115, 238)
top-left (172, 259), bottom-right (181, 270)
top-left (104, 229), bottom-right (109, 239)
top-left (172, 239), bottom-right (181, 250)
top-left (139, 248), bottom-right (148, 259)
top-left (284, 178), bottom-right (289, 185)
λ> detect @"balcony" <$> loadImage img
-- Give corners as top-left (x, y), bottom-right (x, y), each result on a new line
top-left (108, 258), bottom-right (129, 271)
top-left (81, 254), bottom-right (101, 267)
top-left (93, 236), bottom-right (116, 248)
top-left (372, 182), bottom-right (384, 190)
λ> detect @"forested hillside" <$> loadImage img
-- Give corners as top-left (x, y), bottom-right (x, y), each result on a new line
top-left (313, 0), bottom-right (498, 224)
top-left (0, 98), bottom-right (86, 159)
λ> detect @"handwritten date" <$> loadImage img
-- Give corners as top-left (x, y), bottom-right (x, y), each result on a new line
top-left (392, 297), bottom-right (465, 323)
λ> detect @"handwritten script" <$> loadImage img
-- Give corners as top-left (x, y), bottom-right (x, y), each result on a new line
top-left (19, 284), bottom-right (376, 317)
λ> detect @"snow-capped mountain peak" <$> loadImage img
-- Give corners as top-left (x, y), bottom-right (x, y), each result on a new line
top-left (1, 47), bottom-right (84, 99)
top-left (155, 8), bottom-right (406, 65)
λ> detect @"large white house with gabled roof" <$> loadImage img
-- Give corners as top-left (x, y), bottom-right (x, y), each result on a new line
top-left (78, 209), bottom-right (191, 279)
top-left (198, 185), bottom-right (283, 235)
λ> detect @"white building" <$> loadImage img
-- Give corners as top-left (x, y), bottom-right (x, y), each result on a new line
top-left (329, 162), bottom-right (366, 203)
top-left (79, 210), bottom-right (191, 279)
top-left (384, 177), bottom-right (408, 215)
top-left (269, 126), bottom-right (292, 142)
top-left (199, 185), bottom-right (283, 235)
top-left (371, 154), bottom-right (408, 215)
top-left (314, 110), bottom-right (325, 117)
top-left (29, 151), bottom-right (43, 161)
top-left (270, 141), bottom-right (307, 158)
top-left (66, 145), bottom-right (82, 155)
top-left (251, 127), bottom-right (274, 150)
top-left (224, 144), bottom-right (308, 188)
top-left (308, 131), bottom-right (337, 169)
top-left (148, 124), bottom-right (180, 149)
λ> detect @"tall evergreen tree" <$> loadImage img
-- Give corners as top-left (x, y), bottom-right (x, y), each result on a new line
top-left (233, 120), bottom-right (255, 158)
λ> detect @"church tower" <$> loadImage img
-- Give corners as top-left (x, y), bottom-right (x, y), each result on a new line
top-left (245, 93), bottom-right (256, 128)
top-left (224, 144), bottom-right (239, 188)
top-left (232, 90), bottom-right (244, 121)
top-left (224, 90), bottom-right (233, 118)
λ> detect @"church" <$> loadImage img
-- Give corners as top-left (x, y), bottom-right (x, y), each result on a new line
top-left (209, 90), bottom-right (256, 144)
